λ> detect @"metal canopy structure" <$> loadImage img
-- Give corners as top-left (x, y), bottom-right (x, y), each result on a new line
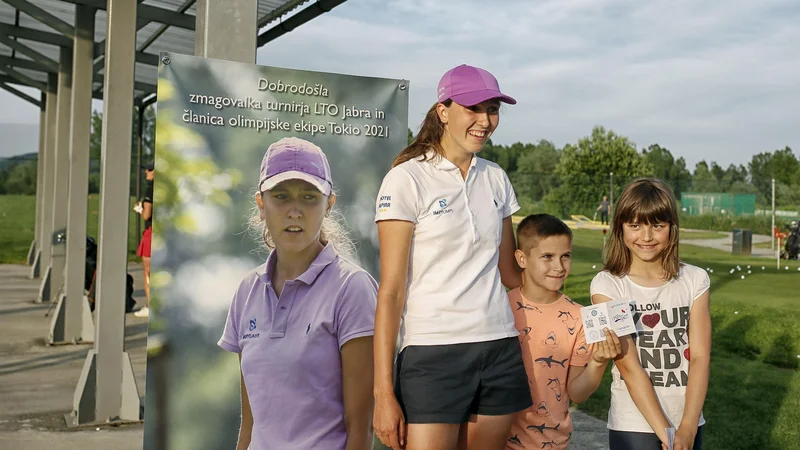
top-left (2, 0), bottom-right (349, 430)
top-left (0, 0), bottom-right (346, 105)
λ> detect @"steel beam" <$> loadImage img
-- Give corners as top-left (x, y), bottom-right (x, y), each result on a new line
top-left (0, 66), bottom-right (45, 90)
top-left (257, 0), bottom-right (347, 46)
top-left (0, 55), bottom-right (50, 72)
top-left (0, 81), bottom-right (41, 106)
top-left (2, 0), bottom-right (75, 38)
top-left (0, 23), bottom-right (72, 47)
top-left (58, 0), bottom-right (195, 29)
top-left (0, 34), bottom-right (59, 72)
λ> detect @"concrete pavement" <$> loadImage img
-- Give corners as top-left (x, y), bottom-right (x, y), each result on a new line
top-left (682, 230), bottom-right (774, 258)
top-left (0, 263), bottom-right (148, 450)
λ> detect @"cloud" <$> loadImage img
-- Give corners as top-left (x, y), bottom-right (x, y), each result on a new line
top-left (257, 0), bottom-right (798, 166)
top-left (1, 0), bottom-right (797, 167)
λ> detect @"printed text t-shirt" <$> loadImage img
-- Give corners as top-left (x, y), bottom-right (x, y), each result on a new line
top-left (590, 264), bottom-right (710, 432)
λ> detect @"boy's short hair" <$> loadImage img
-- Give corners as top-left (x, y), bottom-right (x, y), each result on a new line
top-left (516, 214), bottom-right (573, 254)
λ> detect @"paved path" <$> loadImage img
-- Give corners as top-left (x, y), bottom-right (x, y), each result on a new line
top-left (0, 263), bottom-right (148, 450)
top-left (681, 230), bottom-right (775, 258)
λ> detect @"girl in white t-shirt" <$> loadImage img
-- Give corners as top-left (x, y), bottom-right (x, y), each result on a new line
top-left (590, 178), bottom-right (711, 450)
top-left (372, 65), bottom-right (532, 450)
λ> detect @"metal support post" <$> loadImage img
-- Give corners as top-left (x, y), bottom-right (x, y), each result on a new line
top-left (70, 0), bottom-right (141, 428)
top-left (32, 75), bottom-right (58, 285)
top-left (195, 0), bottom-right (257, 63)
top-left (50, 5), bottom-right (97, 346)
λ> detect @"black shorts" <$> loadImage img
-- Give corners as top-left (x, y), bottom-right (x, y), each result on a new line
top-left (609, 426), bottom-right (703, 450)
top-left (394, 337), bottom-right (533, 424)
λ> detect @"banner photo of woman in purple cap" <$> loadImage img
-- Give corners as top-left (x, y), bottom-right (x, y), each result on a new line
top-left (373, 64), bottom-right (531, 450)
top-left (144, 53), bottom-right (408, 450)
top-left (218, 137), bottom-right (377, 450)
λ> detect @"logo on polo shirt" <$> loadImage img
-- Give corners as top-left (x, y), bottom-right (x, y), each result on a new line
top-left (433, 198), bottom-right (453, 216)
top-left (378, 195), bottom-right (392, 213)
top-left (242, 317), bottom-right (260, 340)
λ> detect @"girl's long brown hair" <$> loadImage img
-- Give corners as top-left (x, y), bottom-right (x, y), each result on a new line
top-left (603, 177), bottom-right (681, 279)
top-left (392, 100), bottom-right (452, 167)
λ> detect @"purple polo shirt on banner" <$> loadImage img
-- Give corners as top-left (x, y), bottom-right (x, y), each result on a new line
top-left (218, 243), bottom-right (377, 450)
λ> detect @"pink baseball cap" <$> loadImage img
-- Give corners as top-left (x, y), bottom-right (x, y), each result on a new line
top-left (258, 137), bottom-right (333, 195)
top-left (437, 64), bottom-right (516, 106)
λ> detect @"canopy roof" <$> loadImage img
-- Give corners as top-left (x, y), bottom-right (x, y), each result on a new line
top-left (0, 0), bottom-right (346, 105)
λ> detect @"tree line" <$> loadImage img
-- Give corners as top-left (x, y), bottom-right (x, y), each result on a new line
top-left (417, 126), bottom-right (798, 218)
top-left (0, 106), bottom-right (156, 197)
top-left (3, 118), bottom-right (797, 220)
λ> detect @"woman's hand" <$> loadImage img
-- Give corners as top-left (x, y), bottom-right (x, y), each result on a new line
top-left (373, 392), bottom-right (406, 449)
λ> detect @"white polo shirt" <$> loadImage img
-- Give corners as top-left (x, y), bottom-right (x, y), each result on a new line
top-left (375, 151), bottom-right (520, 349)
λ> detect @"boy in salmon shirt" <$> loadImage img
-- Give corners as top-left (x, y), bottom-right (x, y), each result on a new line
top-left (506, 214), bottom-right (621, 450)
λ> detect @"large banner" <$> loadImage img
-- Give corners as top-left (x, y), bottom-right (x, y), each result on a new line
top-left (143, 52), bottom-right (408, 449)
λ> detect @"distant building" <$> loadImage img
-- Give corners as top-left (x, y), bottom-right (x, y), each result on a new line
top-left (680, 192), bottom-right (756, 216)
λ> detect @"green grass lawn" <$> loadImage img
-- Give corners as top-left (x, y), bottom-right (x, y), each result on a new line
top-left (680, 230), bottom-right (729, 240)
top-left (755, 239), bottom-right (784, 250)
top-left (0, 194), bottom-right (142, 264)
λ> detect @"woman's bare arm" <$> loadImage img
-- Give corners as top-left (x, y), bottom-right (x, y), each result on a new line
top-left (342, 336), bottom-right (375, 450)
top-left (498, 216), bottom-right (522, 290)
top-left (372, 219), bottom-right (414, 449)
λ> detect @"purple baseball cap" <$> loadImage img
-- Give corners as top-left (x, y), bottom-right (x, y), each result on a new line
top-left (258, 137), bottom-right (333, 195)
top-left (437, 64), bottom-right (516, 106)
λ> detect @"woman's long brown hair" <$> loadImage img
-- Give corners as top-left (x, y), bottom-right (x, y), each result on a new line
top-left (603, 177), bottom-right (681, 279)
top-left (392, 100), bottom-right (452, 167)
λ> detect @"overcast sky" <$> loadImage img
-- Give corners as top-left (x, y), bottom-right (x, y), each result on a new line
top-left (1, 0), bottom-right (797, 169)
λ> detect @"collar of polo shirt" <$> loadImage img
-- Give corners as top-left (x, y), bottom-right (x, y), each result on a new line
top-left (256, 242), bottom-right (338, 286)
top-left (422, 149), bottom-right (479, 172)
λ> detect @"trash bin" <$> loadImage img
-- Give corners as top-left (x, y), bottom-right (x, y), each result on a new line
top-left (732, 229), bottom-right (752, 256)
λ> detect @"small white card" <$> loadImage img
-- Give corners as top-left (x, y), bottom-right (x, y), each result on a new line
top-left (580, 299), bottom-right (637, 344)
top-left (666, 427), bottom-right (676, 450)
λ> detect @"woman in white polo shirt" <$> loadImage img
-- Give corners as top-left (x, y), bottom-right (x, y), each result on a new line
top-left (373, 65), bottom-right (531, 450)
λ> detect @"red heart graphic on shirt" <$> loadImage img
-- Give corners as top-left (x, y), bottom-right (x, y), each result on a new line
top-left (641, 313), bottom-right (660, 329)
top-left (684, 348), bottom-right (691, 360)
